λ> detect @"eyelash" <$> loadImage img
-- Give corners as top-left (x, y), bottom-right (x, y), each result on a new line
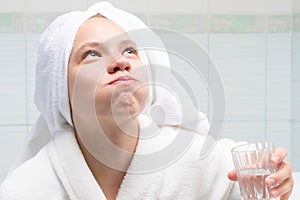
top-left (83, 50), bottom-right (100, 59)
top-left (123, 47), bottom-right (138, 55)
top-left (82, 46), bottom-right (138, 60)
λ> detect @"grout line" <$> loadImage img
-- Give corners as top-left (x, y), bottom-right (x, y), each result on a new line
top-left (24, 0), bottom-right (29, 136)
top-left (291, 14), bottom-right (294, 124)
top-left (207, 0), bottom-right (211, 119)
top-left (291, 12), bottom-right (295, 165)
top-left (264, 0), bottom-right (268, 141)
top-left (146, 0), bottom-right (150, 26)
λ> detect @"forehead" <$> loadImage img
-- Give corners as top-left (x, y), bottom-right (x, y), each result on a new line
top-left (73, 16), bottom-right (126, 48)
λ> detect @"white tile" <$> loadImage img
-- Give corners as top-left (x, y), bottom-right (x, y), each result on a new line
top-left (0, 0), bottom-right (24, 12)
top-left (186, 33), bottom-right (209, 51)
top-left (149, 0), bottom-right (208, 14)
top-left (133, 32), bottom-right (210, 114)
top-left (26, 33), bottom-right (40, 124)
top-left (209, 0), bottom-right (266, 15)
top-left (266, 121), bottom-right (291, 161)
top-left (168, 53), bottom-right (209, 114)
top-left (291, 122), bottom-right (300, 171)
top-left (27, 125), bottom-right (33, 133)
top-left (0, 33), bottom-right (26, 125)
top-left (293, 0), bottom-right (300, 13)
top-left (187, 33), bottom-right (210, 114)
top-left (292, 33), bottom-right (300, 120)
top-left (209, 34), bottom-right (266, 121)
top-left (25, 13), bottom-right (63, 33)
top-left (266, 34), bottom-right (291, 120)
top-left (159, 33), bottom-right (210, 113)
top-left (290, 173), bottom-right (300, 198)
top-left (88, 0), bottom-right (148, 14)
top-left (0, 126), bottom-right (27, 183)
top-left (25, 0), bottom-right (88, 12)
top-left (267, 0), bottom-right (292, 14)
top-left (221, 120), bottom-right (266, 142)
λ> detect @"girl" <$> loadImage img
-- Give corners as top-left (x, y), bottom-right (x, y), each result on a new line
top-left (0, 2), bottom-right (293, 199)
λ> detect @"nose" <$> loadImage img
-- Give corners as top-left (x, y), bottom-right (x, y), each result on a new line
top-left (107, 56), bottom-right (132, 74)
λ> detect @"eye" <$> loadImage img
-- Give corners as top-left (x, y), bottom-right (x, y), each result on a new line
top-left (88, 51), bottom-right (99, 57)
top-left (123, 47), bottom-right (138, 55)
top-left (83, 50), bottom-right (101, 59)
top-left (88, 50), bottom-right (100, 57)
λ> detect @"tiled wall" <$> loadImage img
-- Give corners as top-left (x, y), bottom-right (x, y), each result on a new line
top-left (292, 0), bottom-right (300, 171)
top-left (0, 0), bottom-right (298, 183)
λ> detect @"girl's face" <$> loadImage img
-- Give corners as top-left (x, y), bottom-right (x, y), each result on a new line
top-left (68, 16), bottom-right (149, 122)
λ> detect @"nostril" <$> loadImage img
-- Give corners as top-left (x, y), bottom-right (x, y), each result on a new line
top-left (125, 66), bottom-right (131, 71)
top-left (113, 66), bottom-right (120, 72)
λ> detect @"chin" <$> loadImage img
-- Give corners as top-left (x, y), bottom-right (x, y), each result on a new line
top-left (112, 97), bottom-right (137, 115)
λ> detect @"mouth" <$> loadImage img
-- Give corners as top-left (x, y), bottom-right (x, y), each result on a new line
top-left (109, 76), bottom-right (138, 85)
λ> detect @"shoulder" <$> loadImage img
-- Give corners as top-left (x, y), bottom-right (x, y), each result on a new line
top-left (0, 144), bottom-right (68, 200)
top-left (184, 134), bottom-right (238, 172)
top-left (213, 138), bottom-right (238, 168)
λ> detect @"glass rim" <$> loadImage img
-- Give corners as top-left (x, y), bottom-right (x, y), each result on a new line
top-left (231, 141), bottom-right (274, 154)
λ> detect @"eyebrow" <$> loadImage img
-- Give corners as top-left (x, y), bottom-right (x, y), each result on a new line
top-left (119, 39), bottom-right (137, 48)
top-left (73, 41), bottom-right (101, 60)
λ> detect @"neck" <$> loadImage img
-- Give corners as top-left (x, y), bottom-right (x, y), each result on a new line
top-left (99, 114), bottom-right (139, 151)
top-left (75, 114), bottom-right (140, 199)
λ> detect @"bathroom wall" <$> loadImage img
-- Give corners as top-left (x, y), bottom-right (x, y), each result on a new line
top-left (0, 0), bottom-right (296, 182)
top-left (292, 0), bottom-right (300, 171)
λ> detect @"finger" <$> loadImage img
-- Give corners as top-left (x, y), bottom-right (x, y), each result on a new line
top-left (227, 170), bottom-right (238, 181)
top-left (280, 191), bottom-right (292, 200)
top-left (266, 161), bottom-right (292, 187)
top-left (271, 147), bottom-right (288, 164)
top-left (268, 176), bottom-right (294, 199)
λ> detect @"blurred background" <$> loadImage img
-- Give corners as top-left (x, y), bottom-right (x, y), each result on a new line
top-left (0, 0), bottom-right (299, 182)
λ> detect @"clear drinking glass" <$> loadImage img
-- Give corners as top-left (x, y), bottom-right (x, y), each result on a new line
top-left (231, 142), bottom-right (279, 200)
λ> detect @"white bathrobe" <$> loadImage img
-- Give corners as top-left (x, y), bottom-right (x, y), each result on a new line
top-left (0, 119), bottom-right (240, 200)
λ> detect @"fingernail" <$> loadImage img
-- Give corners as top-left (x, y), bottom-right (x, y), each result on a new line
top-left (272, 155), bottom-right (280, 163)
top-left (266, 177), bottom-right (275, 186)
top-left (271, 190), bottom-right (280, 197)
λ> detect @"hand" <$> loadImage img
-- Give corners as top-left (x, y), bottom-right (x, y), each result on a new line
top-left (228, 147), bottom-right (294, 200)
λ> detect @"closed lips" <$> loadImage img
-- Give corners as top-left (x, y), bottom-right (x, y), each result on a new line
top-left (109, 76), bottom-right (137, 85)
